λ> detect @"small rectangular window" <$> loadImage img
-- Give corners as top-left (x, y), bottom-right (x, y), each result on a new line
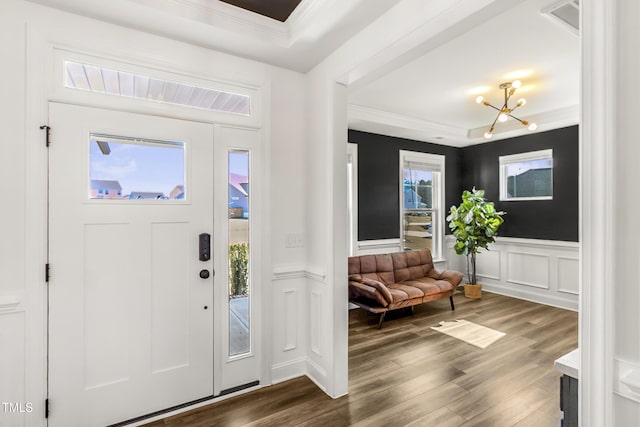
top-left (228, 150), bottom-right (250, 357)
top-left (499, 149), bottom-right (553, 201)
top-left (89, 133), bottom-right (185, 201)
top-left (65, 61), bottom-right (251, 116)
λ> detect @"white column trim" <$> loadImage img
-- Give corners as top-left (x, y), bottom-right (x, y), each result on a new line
top-left (581, 0), bottom-right (616, 424)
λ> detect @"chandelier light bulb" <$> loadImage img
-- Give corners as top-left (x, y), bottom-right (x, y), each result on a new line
top-left (477, 79), bottom-right (534, 139)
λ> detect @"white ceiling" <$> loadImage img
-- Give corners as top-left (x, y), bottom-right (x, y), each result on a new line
top-left (349, 0), bottom-right (580, 146)
top-left (29, 0), bottom-right (579, 147)
top-left (25, 0), bottom-right (402, 72)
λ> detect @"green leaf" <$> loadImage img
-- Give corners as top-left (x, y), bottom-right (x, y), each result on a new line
top-left (448, 188), bottom-right (505, 284)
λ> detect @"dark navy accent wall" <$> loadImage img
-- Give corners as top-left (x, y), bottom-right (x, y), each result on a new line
top-left (348, 130), bottom-right (461, 241)
top-left (350, 125), bottom-right (579, 242)
top-left (461, 125), bottom-right (578, 241)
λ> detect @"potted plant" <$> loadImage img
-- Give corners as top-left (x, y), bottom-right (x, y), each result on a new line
top-left (447, 188), bottom-right (505, 298)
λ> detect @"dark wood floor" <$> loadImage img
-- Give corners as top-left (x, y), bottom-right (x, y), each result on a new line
top-left (144, 291), bottom-right (578, 426)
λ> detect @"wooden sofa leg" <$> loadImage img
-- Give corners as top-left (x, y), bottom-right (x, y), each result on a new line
top-left (450, 296), bottom-right (455, 311)
top-left (378, 312), bottom-right (386, 329)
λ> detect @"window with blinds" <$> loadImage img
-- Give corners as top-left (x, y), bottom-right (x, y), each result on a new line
top-left (400, 151), bottom-right (445, 259)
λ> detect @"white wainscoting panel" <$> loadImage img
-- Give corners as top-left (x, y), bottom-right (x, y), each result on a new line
top-left (476, 250), bottom-right (501, 281)
top-left (270, 265), bottom-right (308, 384)
top-left (506, 251), bottom-right (550, 289)
top-left (446, 236), bottom-right (579, 310)
top-left (310, 289), bottom-right (322, 357)
top-left (283, 289), bottom-right (297, 351)
top-left (0, 311), bottom-right (26, 425)
top-left (558, 257), bottom-right (580, 295)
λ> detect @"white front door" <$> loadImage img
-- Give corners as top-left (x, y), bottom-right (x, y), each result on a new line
top-left (48, 103), bottom-right (218, 426)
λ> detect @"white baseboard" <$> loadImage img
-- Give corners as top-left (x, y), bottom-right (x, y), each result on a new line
top-left (305, 358), bottom-right (328, 395)
top-left (271, 357), bottom-right (308, 384)
top-left (481, 283), bottom-right (578, 311)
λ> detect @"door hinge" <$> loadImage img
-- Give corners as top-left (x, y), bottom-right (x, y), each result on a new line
top-left (40, 125), bottom-right (51, 147)
top-left (45, 263), bottom-right (50, 283)
top-left (45, 398), bottom-right (49, 418)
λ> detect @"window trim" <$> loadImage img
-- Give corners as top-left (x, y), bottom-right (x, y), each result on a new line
top-left (499, 149), bottom-right (553, 201)
top-left (399, 150), bottom-right (445, 260)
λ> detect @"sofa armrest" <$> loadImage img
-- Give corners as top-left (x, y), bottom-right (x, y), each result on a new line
top-left (428, 268), bottom-right (464, 287)
top-left (349, 277), bottom-right (393, 307)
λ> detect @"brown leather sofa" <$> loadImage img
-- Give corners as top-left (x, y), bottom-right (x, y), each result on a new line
top-left (348, 250), bottom-right (463, 328)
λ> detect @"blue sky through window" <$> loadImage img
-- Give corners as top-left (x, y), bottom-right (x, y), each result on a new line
top-left (89, 139), bottom-right (184, 198)
top-left (229, 151), bottom-right (249, 176)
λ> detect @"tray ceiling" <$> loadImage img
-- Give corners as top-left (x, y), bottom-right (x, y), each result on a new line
top-left (219, 0), bottom-right (303, 22)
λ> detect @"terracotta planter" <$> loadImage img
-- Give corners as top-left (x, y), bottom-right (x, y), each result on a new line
top-left (464, 283), bottom-right (482, 299)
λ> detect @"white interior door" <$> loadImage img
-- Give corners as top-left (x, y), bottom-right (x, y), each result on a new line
top-left (48, 103), bottom-right (215, 426)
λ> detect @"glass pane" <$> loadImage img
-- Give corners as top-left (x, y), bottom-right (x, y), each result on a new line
top-left (402, 162), bottom-right (436, 252)
top-left (403, 164), bottom-right (432, 209)
top-left (229, 150), bottom-right (250, 357)
top-left (65, 61), bottom-right (251, 116)
top-left (89, 134), bottom-right (185, 200)
top-left (505, 158), bottom-right (553, 199)
top-left (403, 211), bottom-right (433, 251)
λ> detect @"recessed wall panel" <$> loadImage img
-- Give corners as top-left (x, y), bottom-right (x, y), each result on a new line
top-left (310, 290), bottom-right (321, 357)
top-left (84, 223), bottom-right (131, 389)
top-left (506, 251), bottom-right (550, 289)
top-left (476, 250), bottom-right (501, 281)
top-left (0, 312), bottom-right (25, 418)
top-left (558, 257), bottom-right (579, 294)
top-left (283, 289), bottom-right (296, 351)
top-left (151, 222), bottom-right (189, 374)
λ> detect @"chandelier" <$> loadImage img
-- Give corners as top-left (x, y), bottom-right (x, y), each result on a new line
top-left (475, 80), bottom-right (537, 139)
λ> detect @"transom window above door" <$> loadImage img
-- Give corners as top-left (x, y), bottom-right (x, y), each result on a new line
top-left (65, 61), bottom-right (251, 116)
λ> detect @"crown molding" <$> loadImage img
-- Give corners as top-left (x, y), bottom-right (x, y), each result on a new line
top-left (287, 0), bottom-right (325, 34)
top-left (348, 104), bottom-right (468, 144)
top-left (348, 104), bottom-right (580, 147)
top-left (132, 0), bottom-right (333, 48)
top-left (134, 0), bottom-right (291, 46)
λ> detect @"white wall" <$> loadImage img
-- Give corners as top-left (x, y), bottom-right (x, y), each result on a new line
top-left (0, 1), bottom-right (309, 425)
top-left (269, 62), bottom-right (309, 384)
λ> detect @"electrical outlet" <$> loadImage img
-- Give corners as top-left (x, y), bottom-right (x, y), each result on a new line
top-left (285, 233), bottom-right (304, 248)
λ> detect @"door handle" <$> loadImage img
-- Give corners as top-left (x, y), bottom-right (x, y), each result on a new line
top-left (199, 233), bottom-right (211, 261)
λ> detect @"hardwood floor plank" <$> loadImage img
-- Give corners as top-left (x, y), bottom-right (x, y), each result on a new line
top-left (144, 292), bottom-right (577, 427)
top-left (348, 382), bottom-right (469, 427)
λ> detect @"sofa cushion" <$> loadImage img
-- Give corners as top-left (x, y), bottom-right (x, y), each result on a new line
top-left (398, 277), bottom-right (454, 297)
top-left (391, 251), bottom-right (434, 282)
top-left (348, 253), bottom-right (395, 285)
top-left (386, 283), bottom-right (425, 302)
